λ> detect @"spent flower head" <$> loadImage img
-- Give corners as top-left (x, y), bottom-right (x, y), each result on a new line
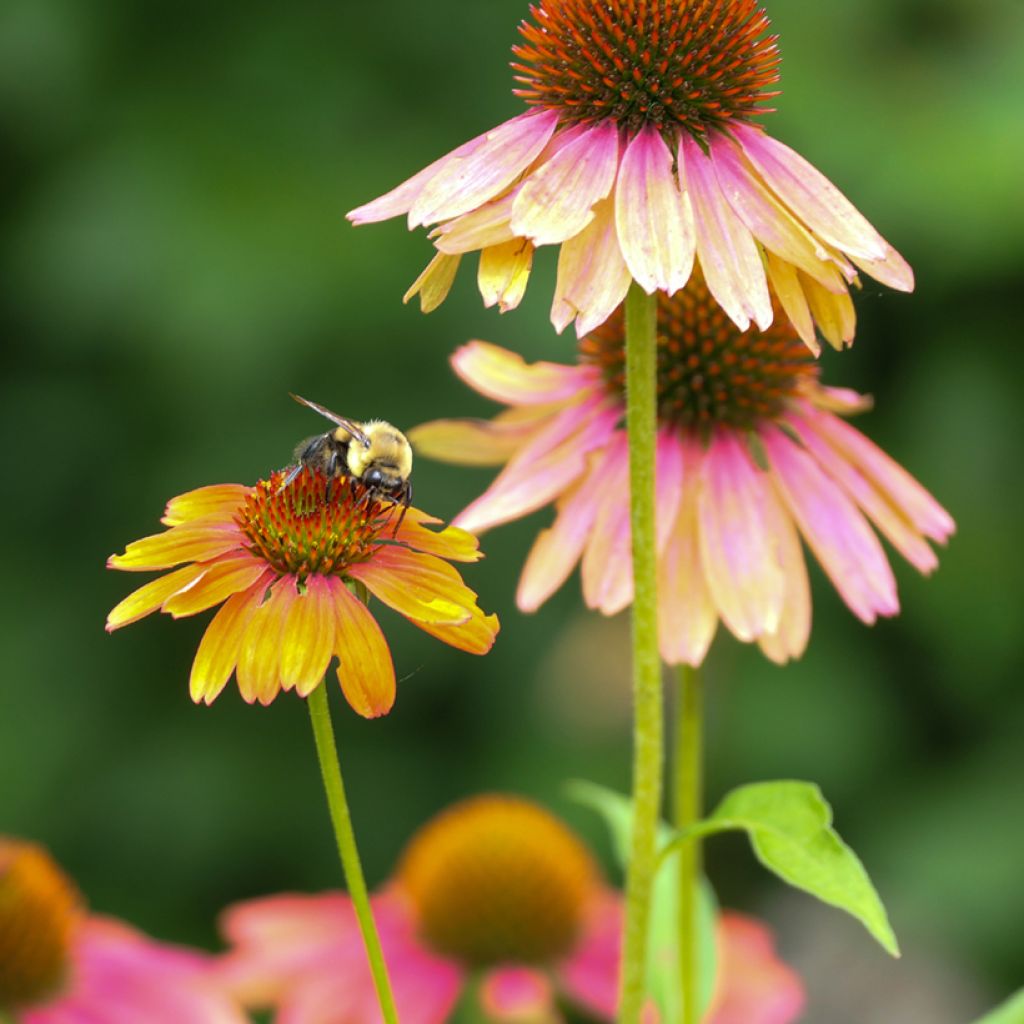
top-left (411, 274), bottom-right (954, 666)
top-left (107, 469), bottom-right (498, 715)
top-left (220, 794), bottom-right (805, 1023)
top-left (349, 0), bottom-right (911, 350)
top-left (0, 837), bottom-right (245, 1024)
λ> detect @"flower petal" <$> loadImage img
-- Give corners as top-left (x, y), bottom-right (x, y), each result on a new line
top-left (681, 135), bottom-right (772, 332)
top-left (450, 340), bottom-right (595, 406)
top-left (433, 191), bottom-right (518, 255)
top-left (698, 432), bottom-right (786, 641)
top-left (616, 125), bottom-right (695, 295)
top-left (557, 893), bottom-right (623, 1019)
top-left (552, 196), bottom-right (632, 336)
top-left (850, 248), bottom-right (915, 292)
top-left (756, 481), bottom-right (812, 665)
top-left (330, 579), bottom-right (396, 718)
top-left (403, 252), bottom-right (461, 313)
top-left (480, 967), bottom-right (556, 1022)
top-left (454, 396), bottom-right (620, 534)
top-left (511, 121), bottom-right (619, 245)
top-left (731, 123), bottom-right (893, 263)
top-left (163, 551), bottom-right (268, 618)
top-left (764, 425), bottom-right (899, 624)
top-left (391, 507), bottom-right (485, 562)
top-left (800, 271), bottom-right (855, 350)
top-left (581, 435), bottom-right (632, 614)
top-left (189, 575), bottom-right (272, 705)
top-left (709, 133), bottom-right (849, 291)
top-left (413, 604), bottom-right (500, 656)
top-left (106, 563), bottom-right (207, 632)
top-left (517, 444), bottom-right (614, 612)
top-left (408, 110), bottom-right (560, 227)
top-left (708, 914), bottom-right (806, 1024)
top-left (236, 580), bottom-right (294, 706)
top-left (280, 575), bottom-right (336, 697)
top-left (658, 438), bottom-right (720, 666)
top-left (409, 408), bottom-right (547, 468)
top-left (162, 484), bottom-right (250, 526)
top-left (348, 547), bottom-right (476, 626)
top-left (478, 239), bottom-right (534, 313)
top-left (798, 403), bottom-right (950, 552)
top-left (108, 519), bottom-right (243, 572)
top-left (764, 251), bottom-right (819, 355)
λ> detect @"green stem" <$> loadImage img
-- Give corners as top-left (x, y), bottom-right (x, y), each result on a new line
top-left (675, 665), bottom-right (704, 1024)
top-left (618, 283), bottom-right (663, 1024)
top-left (307, 682), bottom-right (400, 1024)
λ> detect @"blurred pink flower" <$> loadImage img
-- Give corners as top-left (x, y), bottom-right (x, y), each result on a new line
top-left (0, 837), bottom-right (245, 1024)
top-left (411, 279), bottom-right (954, 666)
top-left (220, 795), bottom-right (804, 1023)
top-left (348, 0), bottom-right (911, 351)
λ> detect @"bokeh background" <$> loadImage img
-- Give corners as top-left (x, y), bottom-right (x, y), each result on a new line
top-left (1, 0), bottom-right (1022, 1020)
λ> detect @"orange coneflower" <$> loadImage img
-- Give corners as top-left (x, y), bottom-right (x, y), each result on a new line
top-left (107, 469), bottom-right (498, 715)
top-left (348, 0), bottom-right (911, 352)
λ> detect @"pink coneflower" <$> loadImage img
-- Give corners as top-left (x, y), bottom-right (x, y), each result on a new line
top-left (410, 276), bottom-right (954, 666)
top-left (220, 795), bottom-right (805, 1023)
top-left (348, 0), bottom-right (911, 352)
top-left (107, 468), bottom-right (498, 715)
top-left (0, 837), bottom-right (246, 1024)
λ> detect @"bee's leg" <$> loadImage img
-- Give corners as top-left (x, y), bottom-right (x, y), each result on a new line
top-left (277, 464), bottom-right (303, 492)
top-left (391, 481), bottom-right (412, 537)
top-left (325, 451), bottom-right (342, 502)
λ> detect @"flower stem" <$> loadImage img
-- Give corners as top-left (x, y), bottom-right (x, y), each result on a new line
top-left (307, 681), bottom-right (400, 1024)
top-left (675, 665), bottom-right (704, 1024)
top-left (618, 282), bottom-right (663, 1024)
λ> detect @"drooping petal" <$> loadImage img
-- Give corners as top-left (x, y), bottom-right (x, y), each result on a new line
top-left (189, 575), bottom-right (272, 705)
top-left (797, 404), bottom-right (954, 545)
top-left (552, 196), bottom-right (632, 336)
top-left (408, 409), bottom-right (547, 468)
top-left (709, 133), bottom-right (849, 291)
top-left (658, 438), bottom-right (719, 667)
top-left (800, 272), bottom-right (855, 350)
top-left (764, 425), bottom-right (899, 624)
top-left (106, 563), bottom-right (207, 632)
top-left (330, 578), bottom-right (396, 718)
top-left (764, 251), bottom-right (819, 355)
top-left (556, 893), bottom-right (623, 1019)
top-left (391, 507), bottom-right (485, 562)
top-left (403, 252), bottom-right (461, 313)
top-left (580, 435), bottom-right (632, 614)
top-left (408, 110), bottom-right (560, 227)
top-left (450, 340), bottom-right (597, 407)
top-left (162, 484), bottom-right (250, 526)
top-left (656, 426), bottom-right (686, 553)
top-left (236, 580), bottom-right (294, 706)
top-left (412, 604), bottom-right (499, 656)
top-left (478, 239), bottom-right (534, 312)
top-left (454, 396), bottom-right (620, 534)
top-left (756, 481), bottom-right (812, 665)
top-left (516, 445), bottom-right (612, 612)
top-left (108, 518), bottom-right (243, 572)
top-left (850, 248), bottom-right (915, 292)
top-left (681, 135), bottom-right (772, 332)
top-left (707, 914), bottom-right (806, 1024)
top-left (616, 125), bottom-right (695, 295)
top-left (348, 547), bottom-right (476, 626)
top-left (698, 432), bottom-right (786, 641)
top-left (433, 191), bottom-right (518, 255)
top-left (731, 123), bottom-right (894, 264)
top-left (162, 551), bottom-right (268, 618)
top-left (511, 121), bottom-right (619, 245)
top-left (279, 575), bottom-right (336, 697)
top-left (480, 967), bottom-right (557, 1022)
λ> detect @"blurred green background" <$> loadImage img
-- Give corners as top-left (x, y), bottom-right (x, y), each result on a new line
top-left (1, 0), bottom-right (1021, 1020)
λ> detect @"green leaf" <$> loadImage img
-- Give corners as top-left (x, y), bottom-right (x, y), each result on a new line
top-left (667, 780), bottom-right (899, 957)
top-left (972, 988), bottom-right (1024, 1024)
top-left (568, 781), bottom-right (718, 1019)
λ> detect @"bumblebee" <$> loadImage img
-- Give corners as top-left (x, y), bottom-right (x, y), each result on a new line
top-left (282, 394), bottom-right (413, 523)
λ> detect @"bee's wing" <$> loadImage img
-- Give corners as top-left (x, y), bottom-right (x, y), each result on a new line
top-left (289, 394), bottom-right (371, 447)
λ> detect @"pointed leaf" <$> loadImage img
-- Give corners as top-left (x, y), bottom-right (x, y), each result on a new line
top-left (972, 989), bottom-right (1024, 1024)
